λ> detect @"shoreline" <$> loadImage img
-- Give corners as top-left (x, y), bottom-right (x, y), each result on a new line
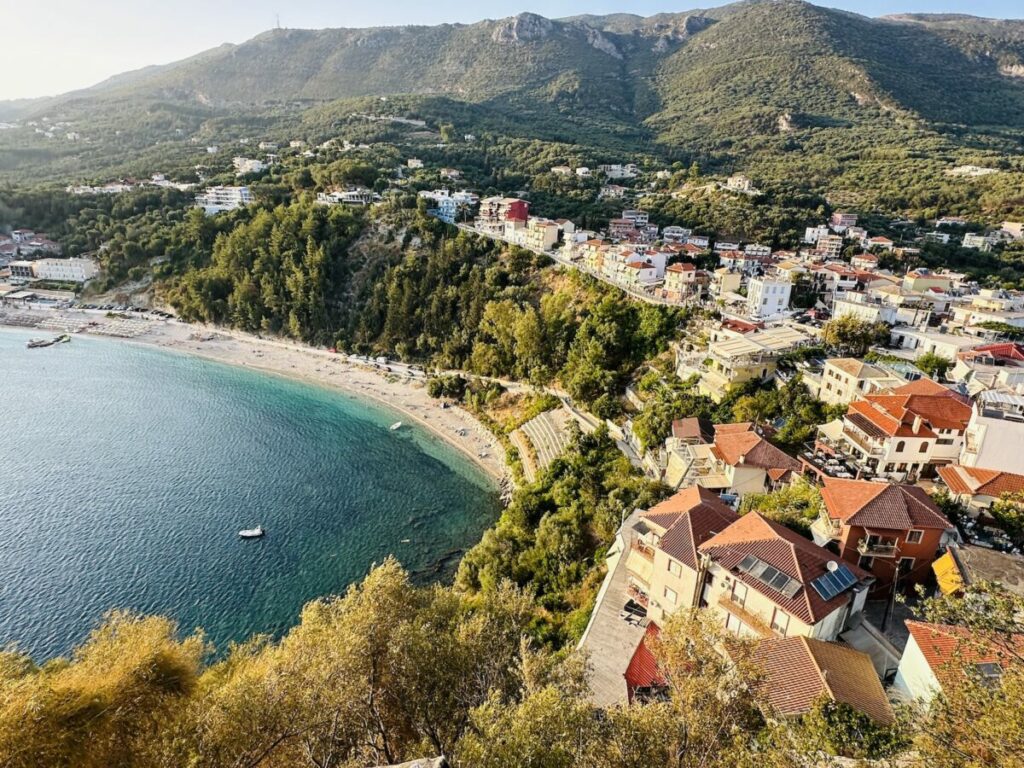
top-left (0, 308), bottom-right (512, 488)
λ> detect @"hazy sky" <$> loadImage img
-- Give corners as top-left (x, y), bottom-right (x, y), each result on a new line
top-left (1, 0), bottom-right (1020, 100)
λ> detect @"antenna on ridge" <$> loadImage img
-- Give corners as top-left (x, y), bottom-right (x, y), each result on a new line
top-left (276, 13), bottom-right (281, 29)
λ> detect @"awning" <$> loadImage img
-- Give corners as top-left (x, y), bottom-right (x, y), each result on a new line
top-left (625, 549), bottom-right (654, 587)
top-left (933, 550), bottom-right (966, 596)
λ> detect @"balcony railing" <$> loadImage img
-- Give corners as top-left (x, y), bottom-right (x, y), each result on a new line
top-left (857, 538), bottom-right (898, 558)
top-left (812, 513), bottom-right (842, 540)
top-left (631, 541), bottom-right (656, 561)
top-left (843, 427), bottom-right (884, 457)
top-left (717, 594), bottom-right (774, 638)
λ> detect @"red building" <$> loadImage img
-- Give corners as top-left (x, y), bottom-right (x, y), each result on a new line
top-left (813, 477), bottom-right (955, 594)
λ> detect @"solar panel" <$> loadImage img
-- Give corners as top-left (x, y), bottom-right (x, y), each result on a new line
top-left (738, 554), bottom-right (758, 573)
top-left (811, 564), bottom-right (859, 601)
top-left (735, 555), bottom-right (800, 599)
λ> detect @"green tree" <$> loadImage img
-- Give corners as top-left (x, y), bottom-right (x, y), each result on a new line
top-left (916, 351), bottom-right (953, 380)
top-left (821, 315), bottom-right (890, 357)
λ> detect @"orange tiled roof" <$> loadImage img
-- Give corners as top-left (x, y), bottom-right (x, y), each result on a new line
top-left (712, 431), bottom-right (802, 474)
top-left (821, 477), bottom-right (952, 531)
top-left (937, 465), bottom-right (1024, 498)
top-left (642, 486), bottom-right (739, 570)
top-left (846, 380), bottom-right (971, 437)
top-left (753, 637), bottom-right (894, 724)
top-left (700, 513), bottom-right (869, 624)
top-left (624, 623), bottom-right (665, 702)
top-left (905, 620), bottom-right (1024, 690)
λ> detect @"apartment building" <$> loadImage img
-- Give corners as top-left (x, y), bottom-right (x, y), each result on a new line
top-left (746, 275), bottom-right (791, 319)
top-left (475, 197), bottom-right (529, 234)
top-left (627, 490), bottom-right (871, 640)
top-left (195, 186), bottom-right (253, 214)
top-left (815, 358), bottom-right (905, 406)
top-left (960, 390), bottom-right (1024, 473)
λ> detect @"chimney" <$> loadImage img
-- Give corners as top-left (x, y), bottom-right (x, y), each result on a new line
top-left (913, 414), bottom-right (923, 433)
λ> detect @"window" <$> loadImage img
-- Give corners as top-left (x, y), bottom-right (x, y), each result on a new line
top-left (771, 608), bottom-right (790, 636)
top-left (663, 586), bottom-right (678, 605)
top-left (974, 662), bottom-right (1004, 687)
top-left (668, 560), bottom-right (682, 577)
top-left (732, 581), bottom-right (748, 608)
top-left (906, 530), bottom-right (924, 544)
top-left (898, 557), bottom-right (915, 576)
top-left (858, 555), bottom-right (874, 571)
top-left (937, 438), bottom-right (954, 446)
top-left (725, 612), bottom-right (746, 637)
top-left (895, 441), bottom-right (906, 453)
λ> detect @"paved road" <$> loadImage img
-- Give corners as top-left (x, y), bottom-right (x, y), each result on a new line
top-left (455, 224), bottom-right (682, 308)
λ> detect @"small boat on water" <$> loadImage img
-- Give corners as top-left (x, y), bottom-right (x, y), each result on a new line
top-left (26, 334), bottom-right (70, 349)
top-left (390, 422), bottom-right (403, 431)
top-left (238, 526), bottom-right (265, 539)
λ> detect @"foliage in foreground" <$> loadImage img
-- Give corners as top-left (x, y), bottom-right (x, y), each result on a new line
top-left (1, 568), bottom-right (1020, 767)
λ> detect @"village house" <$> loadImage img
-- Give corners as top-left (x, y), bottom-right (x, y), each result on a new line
top-left (550, 165), bottom-right (572, 175)
top-left (599, 184), bottom-right (627, 199)
top-left (316, 187), bottom-right (379, 206)
top-left (662, 422), bottom-right (803, 494)
top-left (893, 621), bottom-right (1023, 704)
top-left (851, 252), bottom-right (879, 270)
top-left (889, 326), bottom-right (982, 361)
top-left (811, 478), bottom-right (955, 594)
top-left (750, 636), bottom-right (894, 724)
top-left (937, 465), bottom-right (1024, 517)
top-left (662, 262), bottom-right (699, 303)
top-left (418, 189), bottom-right (479, 224)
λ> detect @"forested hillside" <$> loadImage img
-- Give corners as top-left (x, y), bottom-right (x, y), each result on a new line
top-left (3, 0), bottom-right (1024, 214)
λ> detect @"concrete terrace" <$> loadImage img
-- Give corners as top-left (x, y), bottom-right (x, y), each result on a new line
top-left (578, 510), bottom-right (648, 707)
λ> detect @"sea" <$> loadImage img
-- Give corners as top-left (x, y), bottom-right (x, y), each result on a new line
top-left (0, 327), bottom-right (500, 660)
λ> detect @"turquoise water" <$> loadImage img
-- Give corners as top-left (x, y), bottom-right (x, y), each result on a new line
top-left (0, 328), bottom-right (499, 660)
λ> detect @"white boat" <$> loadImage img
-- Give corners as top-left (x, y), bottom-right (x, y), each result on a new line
top-left (238, 526), bottom-right (264, 539)
top-left (390, 422), bottom-right (403, 431)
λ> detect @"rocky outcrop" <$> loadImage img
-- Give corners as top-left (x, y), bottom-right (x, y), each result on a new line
top-left (491, 13), bottom-right (554, 43)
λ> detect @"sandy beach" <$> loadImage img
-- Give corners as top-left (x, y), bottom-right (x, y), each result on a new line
top-left (0, 306), bottom-right (512, 489)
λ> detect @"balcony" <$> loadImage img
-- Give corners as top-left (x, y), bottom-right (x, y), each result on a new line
top-left (716, 594), bottom-right (774, 638)
top-left (631, 541), bottom-right (656, 561)
top-left (857, 538), bottom-right (899, 558)
top-left (810, 513), bottom-right (842, 544)
top-left (842, 427), bottom-right (884, 457)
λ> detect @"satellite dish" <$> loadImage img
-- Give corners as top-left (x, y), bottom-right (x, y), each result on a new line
top-left (826, 561), bottom-right (840, 572)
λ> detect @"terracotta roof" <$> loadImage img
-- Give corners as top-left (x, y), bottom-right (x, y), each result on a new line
top-left (624, 623), bottom-right (665, 702)
top-left (712, 431), bottom-right (802, 474)
top-left (829, 358), bottom-right (870, 377)
top-left (671, 417), bottom-right (715, 444)
top-left (821, 477), bottom-right (952, 531)
top-left (846, 381), bottom-right (971, 436)
top-left (700, 513), bottom-right (869, 625)
top-left (642, 486), bottom-right (739, 570)
top-left (959, 342), bottom-right (1024, 363)
top-left (753, 637), bottom-right (894, 724)
top-left (905, 620), bottom-right (1024, 690)
top-left (937, 465), bottom-right (1024, 498)
top-left (714, 422), bottom-right (755, 434)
